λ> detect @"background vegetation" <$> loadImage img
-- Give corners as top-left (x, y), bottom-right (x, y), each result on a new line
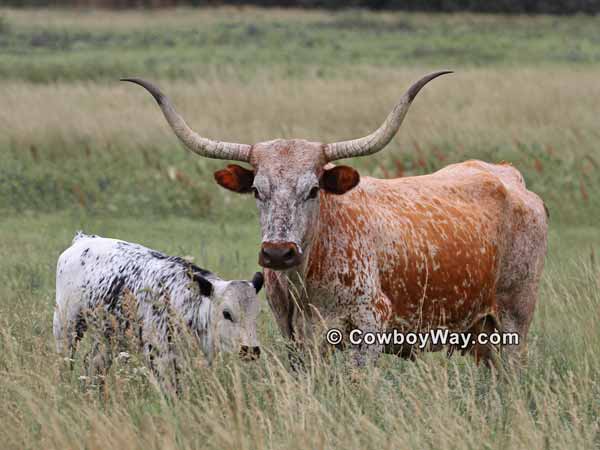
top-left (4, 0), bottom-right (600, 14)
top-left (0, 7), bottom-right (599, 449)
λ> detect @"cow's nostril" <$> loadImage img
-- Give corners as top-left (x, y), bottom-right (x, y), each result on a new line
top-left (259, 243), bottom-right (302, 269)
top-left (260, 248), bottom-right (271, 261)
top-left (252, 346), bottom-right (261, 357)
top-left (283, 248), bottom-right (296, 260)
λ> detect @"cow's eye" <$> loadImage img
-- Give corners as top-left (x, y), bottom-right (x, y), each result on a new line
top-left (223, 310), bottom-right (234, 322)
top-left (307, 186), bottom-right (319, 200)
top-left (251, 187), bottom-right (261, 200)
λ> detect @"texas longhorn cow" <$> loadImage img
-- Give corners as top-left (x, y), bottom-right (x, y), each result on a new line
top-left (123, 71), bottom-right (548, 367)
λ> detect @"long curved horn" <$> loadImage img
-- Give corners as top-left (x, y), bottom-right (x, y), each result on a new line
top-left (121, 78), bottom-right (252, 162)
top-left (324, 70), bottom-right (452, 162)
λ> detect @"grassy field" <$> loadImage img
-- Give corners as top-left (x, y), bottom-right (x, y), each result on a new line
top-left (2, 9), bottom-right (600, 82)
top-left (1, 7), bottom-right (600, 450)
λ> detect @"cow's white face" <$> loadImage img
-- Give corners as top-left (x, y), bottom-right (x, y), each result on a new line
top-left (252, 167), bottom-right (322, 269)
top-left (214, 140), bottom-right (360, 270)
top-left (209, 273), bottom-right (263, 359)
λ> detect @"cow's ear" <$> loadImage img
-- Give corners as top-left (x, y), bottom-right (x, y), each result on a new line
top-left (193, 273), bottom-right (214, 297)
top-left (214, 164), bottom-right (255, 193)
top-left (251, 272), bottom-right (264, 294)
top-left (320, 165), bottom-right (360, 195)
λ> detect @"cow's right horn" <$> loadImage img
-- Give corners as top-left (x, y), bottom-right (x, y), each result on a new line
top-left (122, 78), bottom-right (252, 162)
top-left (323, 70), bottom-right (452, 162)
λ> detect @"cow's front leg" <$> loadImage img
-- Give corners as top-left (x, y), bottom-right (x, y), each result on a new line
top-left (349, 329), bottom-right (382, 368)
top-left (347, 294), bottom-right (389, 368)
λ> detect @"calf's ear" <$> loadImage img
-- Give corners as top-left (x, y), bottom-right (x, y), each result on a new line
top-left (320, 165), bottom-right (360, 195)
top-left (193, 274), bottom-right (214, 297)
top-left (251, 272), bottom-right (264, 294)
top-left (214, 164), bottom-right (255, 193)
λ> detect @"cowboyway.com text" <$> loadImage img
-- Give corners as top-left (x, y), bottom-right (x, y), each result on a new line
top-left (325, 328), bottom-right (519, 349)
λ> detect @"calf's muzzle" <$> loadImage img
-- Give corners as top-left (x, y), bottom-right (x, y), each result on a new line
top-left (259, 242), bottom-right (302, 270)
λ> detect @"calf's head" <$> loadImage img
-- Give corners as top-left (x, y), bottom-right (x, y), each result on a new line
top-left (203, 272), bottom-right (264, 360)
top-left (123, 71), bottom-right (451, 271)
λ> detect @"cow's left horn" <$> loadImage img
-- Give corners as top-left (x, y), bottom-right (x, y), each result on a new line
top-left (121, 78), bottom-right (252, 162)
top-left (323, 70), bottom-right (452, 162)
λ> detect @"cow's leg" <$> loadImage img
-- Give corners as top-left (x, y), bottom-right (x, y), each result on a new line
top-left (54, 301), bottom-right (89, 373)
top-left (82, 327), bottom-right (113, 398)
top-left (497, 281), bottom-right (539, 369)
top-left (85, 338), bottom-right (113, 386)
top-left (142, 319), bottom-right (181, 396)
top-left (69, 315), bottom-right (88, 371)
top-left (495, 193), bottom-right (547, 370)
top-left (84, 315), bottom-right (116, 392)
top-left (465, 315), bottom-right (501, 368)
top-left (348, 294), bottom-right (388, 368)
top-left (143, 341), bottom-right (180, 395)
top-left (57, 313), bottom-right (87, 372)
top-left (264, 270), bottom-right (307, 372)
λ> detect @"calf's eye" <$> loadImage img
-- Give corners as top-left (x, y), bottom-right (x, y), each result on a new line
top-left (223, 310), bottom-right (234, 322)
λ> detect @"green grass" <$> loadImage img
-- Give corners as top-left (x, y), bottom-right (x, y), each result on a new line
top-left (1, 213), bottom-right (599, 449)
top-left (1, 9), bottom-right (600, 82)
top-left (1, 7), bottom-right (600, 450)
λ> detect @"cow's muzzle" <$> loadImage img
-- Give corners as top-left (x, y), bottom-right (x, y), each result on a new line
top-left (259, 242), bottom-right (302, 270)
top-left (240, 345), bottom-right (261, 361)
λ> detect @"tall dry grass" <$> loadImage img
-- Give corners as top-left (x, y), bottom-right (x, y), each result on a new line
top-left (2, 68), bottom-right (599, 220)
top-left (0, 6), bottom-right (328, 30)
top-left (3, 68), bottom-right (599, 149)
top-left (0, 259), bottom-right (598, 449)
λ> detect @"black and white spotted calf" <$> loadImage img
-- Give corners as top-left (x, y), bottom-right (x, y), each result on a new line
top-left (54, 232), bottom-right (263, 390)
